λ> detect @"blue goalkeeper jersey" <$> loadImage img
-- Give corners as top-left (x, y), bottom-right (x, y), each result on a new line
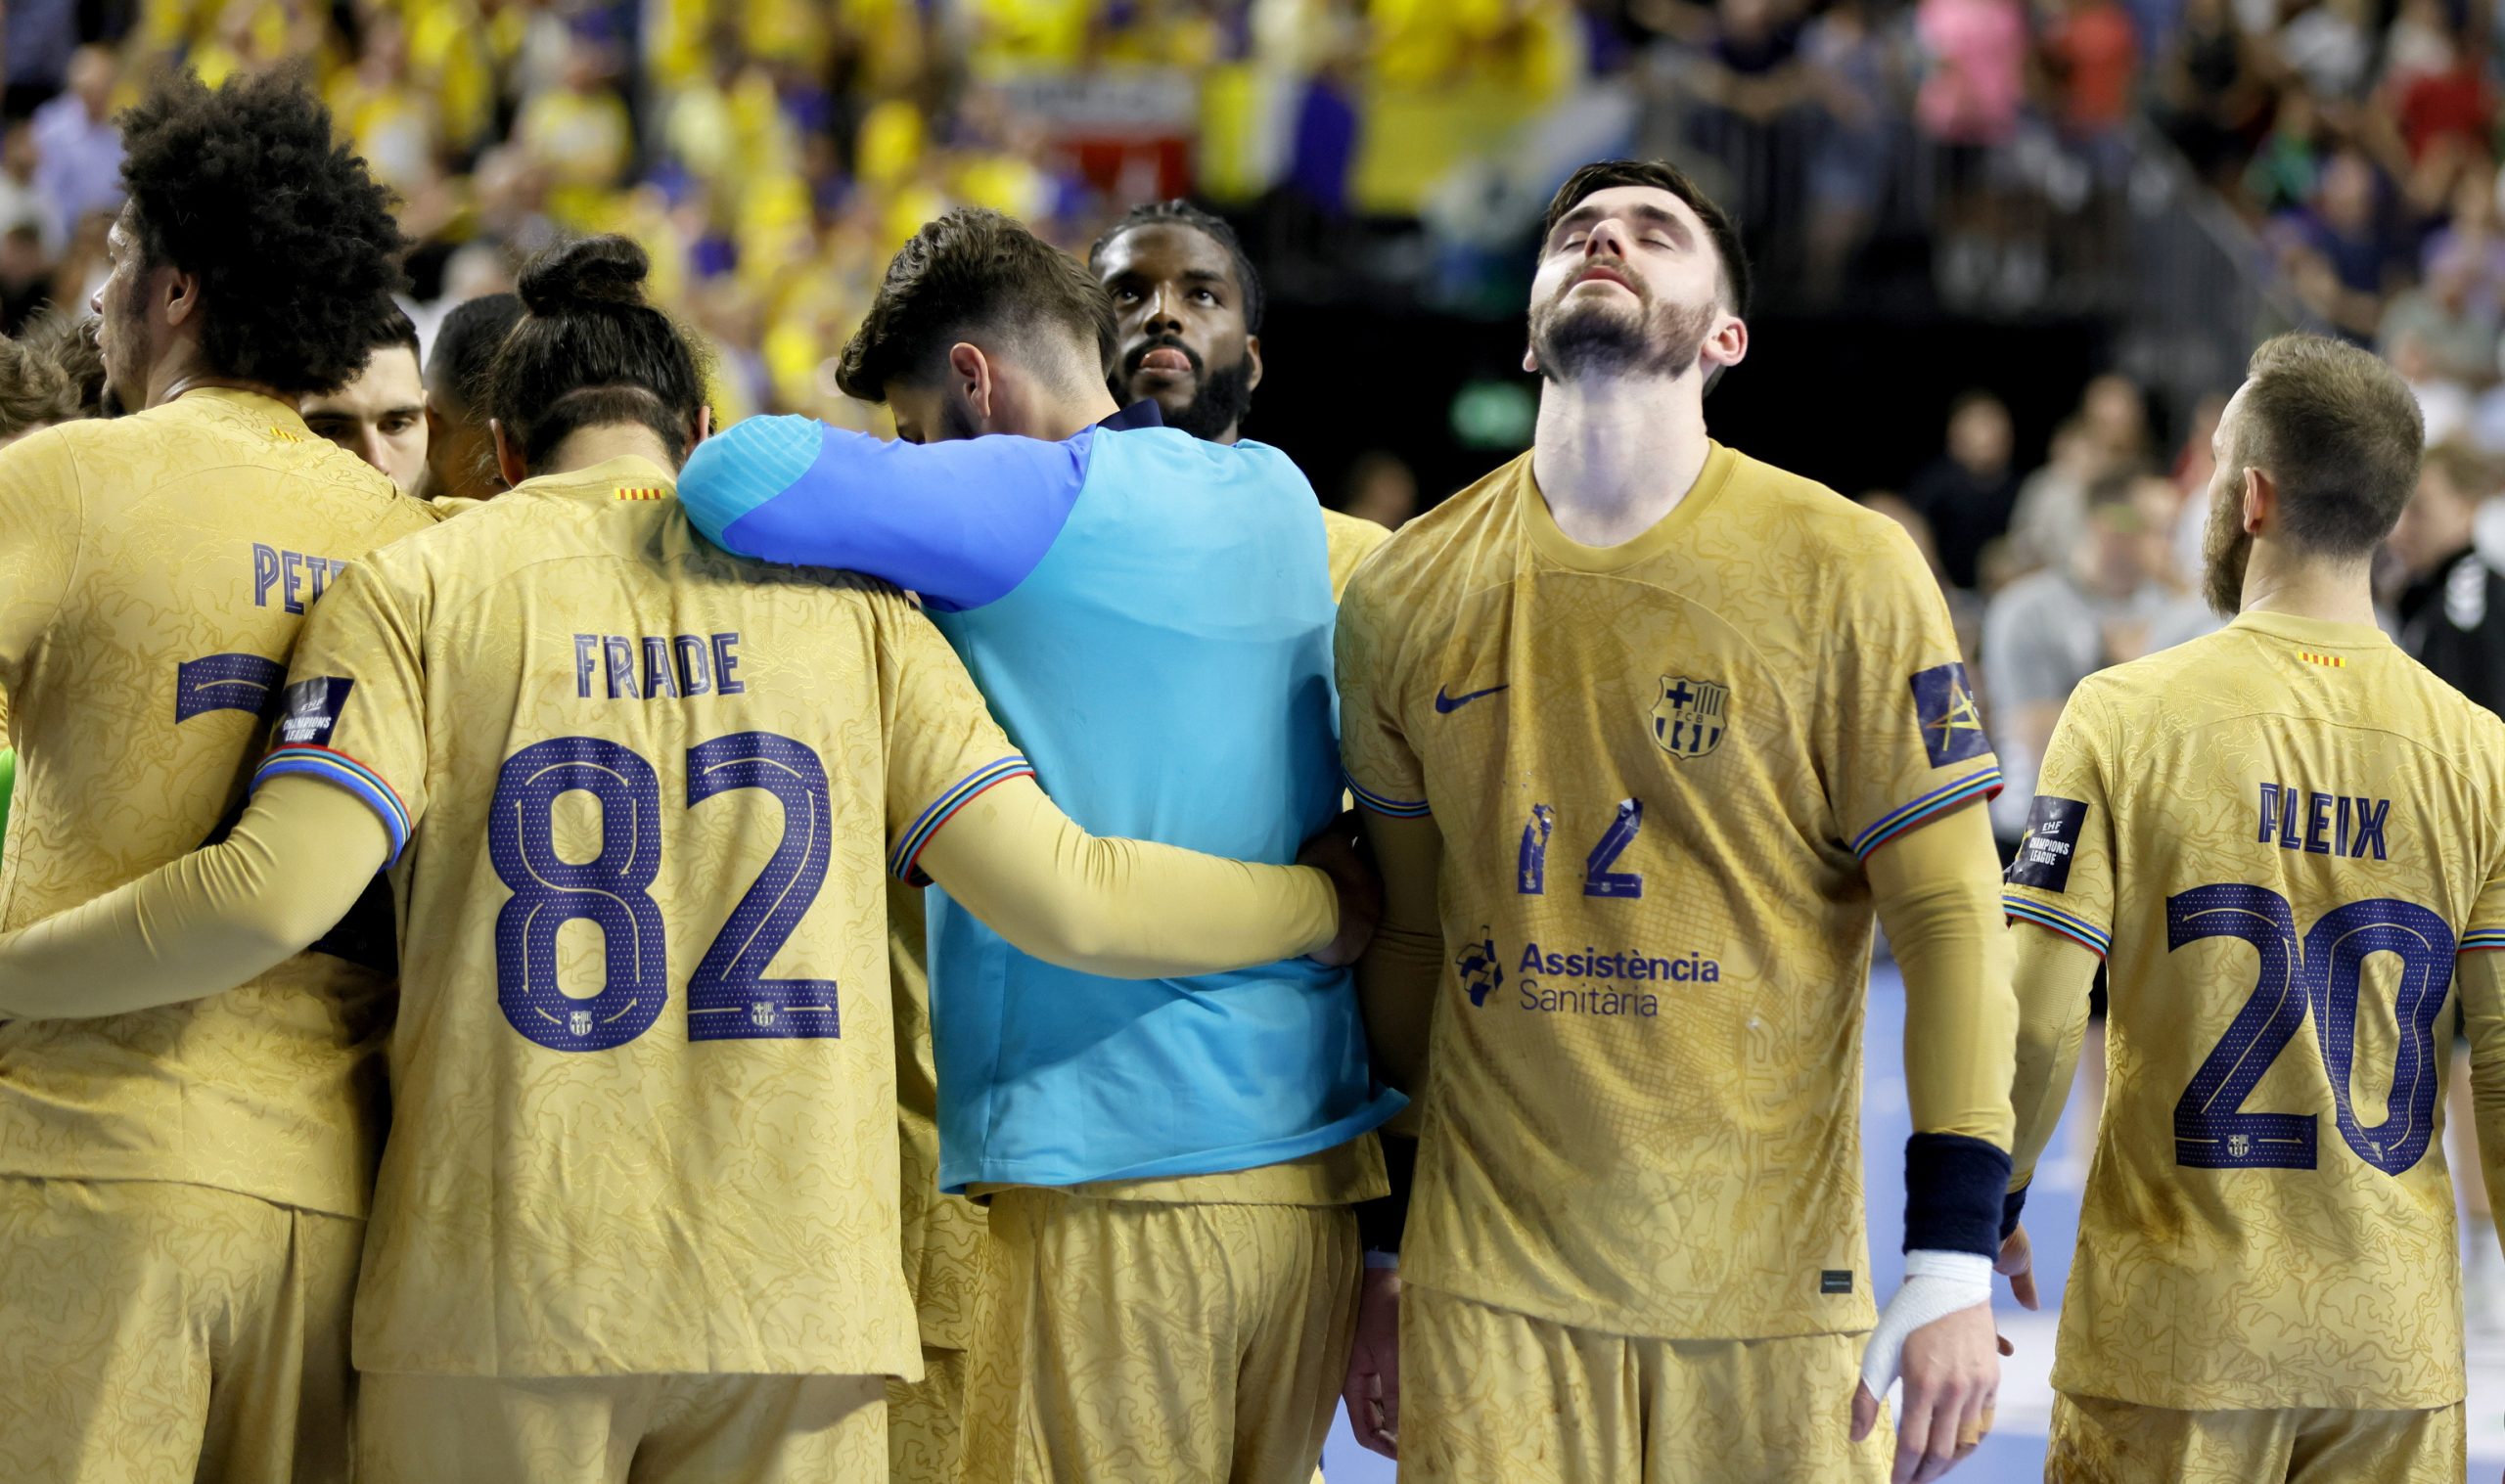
top-left (679, 403), bottom-right (1402, 1191)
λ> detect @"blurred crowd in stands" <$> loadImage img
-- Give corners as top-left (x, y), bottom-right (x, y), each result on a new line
top-left (7, 0), bottom-right (2505, 801)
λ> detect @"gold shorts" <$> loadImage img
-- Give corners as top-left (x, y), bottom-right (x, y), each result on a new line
top-left (959, 1187), bottom-right (1359, 1484)
top-left (1400, 1282), bottom-right (1893, 1484)
top-left (358, 1370), bottom-right (886, 1484)
top-left (0, 1175), bottom-right (359, 1484)
top-left (2048, 1390), bottom-right (2466, 1484)
top-left (888, 1344), bottom-right (968, 1484)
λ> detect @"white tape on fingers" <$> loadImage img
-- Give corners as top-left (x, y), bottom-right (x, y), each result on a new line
top-left (1858, 1249), bottom-right (1993, 1401)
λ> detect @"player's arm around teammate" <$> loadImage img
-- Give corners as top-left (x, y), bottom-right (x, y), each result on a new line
top-left (0, 694), bottom-right (1378, 1018)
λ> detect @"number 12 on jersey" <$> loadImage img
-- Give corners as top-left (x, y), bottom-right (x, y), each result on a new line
top-left (1518, 799), bottom-right (1645, 899)
top-left (2170, 883), bottom-right (2453, 1177)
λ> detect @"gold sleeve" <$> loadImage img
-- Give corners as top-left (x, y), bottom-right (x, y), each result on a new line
top-left (1354, 808), bottom-right (1443, 1103)
top-left (2458, 951), bottom-right (2505, 1244)
top-left (2005, 917), bottom-right (2102, 1194)
top-left (0, 774), bottom-right (389, 1018)
top-left (1867, 801), bottom-right (2019, 1149)
top-left (915, 774), bottom-right (1340, 977)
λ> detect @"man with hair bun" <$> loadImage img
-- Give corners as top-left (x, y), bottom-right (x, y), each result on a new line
top-left (0, 67), bottom-right (433, 1482)
top-left (0, 232), bottom-right (1380, 1483)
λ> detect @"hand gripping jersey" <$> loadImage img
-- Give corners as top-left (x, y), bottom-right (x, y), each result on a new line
top-left (680, 406), bottom-right (1403, 1192)
top-left (0, 388), bottom-right (434, 1216)
top-left (2005, 609), bottom-right (2505, 1412)
top-left (1338, 442), bottom-right (2003, 1339)
top-left (254, 455), bottom-right (1036, 1376)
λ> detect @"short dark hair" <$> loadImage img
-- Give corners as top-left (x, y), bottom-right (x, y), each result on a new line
top-left (1086, 200), bottom-right (1264, 334)
top-left (837, 206), bottom-right (1116, 403)
top-left (117, 68), bottom-right (409, 397)
top-left (367, 301), bottom-right (420, 361)
top-left (489, 237), bottom-right (709, 473)
top-left (0, 314), bottom-right (109, 436)
top-left (1540, 159), bottom-right (1752, 321)
top-left (429, 292), bottom-right (524, 416)
top-left (2232, 332), bottom-right (2424, 559)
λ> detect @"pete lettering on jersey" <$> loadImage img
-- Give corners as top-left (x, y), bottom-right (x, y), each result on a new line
top-left (250, 543), bottom-right (352, 615)
top-left (574, 631), bottom-right (746, 701)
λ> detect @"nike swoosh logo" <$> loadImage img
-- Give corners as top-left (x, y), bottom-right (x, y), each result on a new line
top-left (1435, 684), bottom-right (1509, 714)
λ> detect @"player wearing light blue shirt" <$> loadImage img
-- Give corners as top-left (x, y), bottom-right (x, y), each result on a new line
top-left (680, 206), bottom-right (1398, 1484)
top-left (685, 400), bottom-right (1402, 1186)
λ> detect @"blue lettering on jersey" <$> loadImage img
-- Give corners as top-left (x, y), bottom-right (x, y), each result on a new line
top-left (573, 632), bottom-right (748, 701)
top-left (2007, 796), bottom-right (2088, 891)
top-left (1517, 941), bottom-right (1719, 984)
top-left (674, 635), bottom-right (712, 696)
top-left (250, 543), bottom-right (348, 614)
top-left (1910, 662), bottom-right (1990, 767)
top-left (1455, 934), bottom-right (1725, 1019)
top-left (2256, 783), bottom-right (2391, 862)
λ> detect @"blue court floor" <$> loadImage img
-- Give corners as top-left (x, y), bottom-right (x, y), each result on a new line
top-left (1318, 964), bottom-right (2505, 1482)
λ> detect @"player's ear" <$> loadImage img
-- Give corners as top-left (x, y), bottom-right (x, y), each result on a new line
top-left (1245, 335), bottom-right (1263, 395)
top-left (159, 263), bottom-right (201, 329)
top-left (1702, 313), bottom-right (1748, 375)
top-left (490, 418), bottom-right (527, 488)
top-left (2243, 466), bottom-right (2273, 536)
top-left (687, 404), bottom-right (713, 455)
top-left (1523, 341), bottom-right (1540, 376)
top-left (947, 341), bottom-right (994, 427)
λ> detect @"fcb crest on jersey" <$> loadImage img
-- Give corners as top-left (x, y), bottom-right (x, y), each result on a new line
top-left (1910, 662), bottom-right (1990, 767)
top-left (1650, 676), bottom-right (1727, 760)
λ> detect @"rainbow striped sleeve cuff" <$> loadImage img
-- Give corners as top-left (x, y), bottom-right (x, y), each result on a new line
top-left (255, 745), bottom-right (413, 867)
top-left (890, 756), bottom-right (1037, 884)
top-left (1850, 766), bottom-right (2003, 860)
top-left (2465, 929), bottom-right (2505, 953)
top-left (2005, 896), bottom-right (2112, 958)
top-left (1347, 774), bottom-right (1430, 819)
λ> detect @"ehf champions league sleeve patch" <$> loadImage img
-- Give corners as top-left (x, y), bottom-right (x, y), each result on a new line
top-left (2006, 796), bottom-right (2089, 892)
top-left (1908, 662), bottom-right (1990, 768)
top-left (274, 676), bottom-right (356, 748)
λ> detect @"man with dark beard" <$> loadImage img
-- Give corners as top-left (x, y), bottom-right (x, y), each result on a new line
top-left (1997, 334), bottom-right (2505, 1483)
top-left (1335, 158), bottom-right (2019, 1483)
top-left (1089, 200), bottom-right (1390, 596)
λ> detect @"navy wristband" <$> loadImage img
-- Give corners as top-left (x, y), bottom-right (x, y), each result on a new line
top-left (1354, 1133), bottom-right (1416, 1256)
top-left (1903, 1131), bottom-right (2014, 1258)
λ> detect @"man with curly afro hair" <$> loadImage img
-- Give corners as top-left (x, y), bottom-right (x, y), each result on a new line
top-left (0, 66), bottom-right (435, 1484)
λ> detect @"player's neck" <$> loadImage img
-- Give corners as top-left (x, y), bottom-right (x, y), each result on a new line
top-left (537, 424), bottom-right (678, 478)
top-left (153, 366), bottom-right (286, 412)
top-left (2239, 547), bottom-right (2379, 629)
top-left (1020, 385), bottom-right (1121, 443)
top-left (1530, 374), bottom-right (1708, 548)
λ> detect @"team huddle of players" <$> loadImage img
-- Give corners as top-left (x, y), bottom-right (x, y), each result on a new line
top-left (0, 61), bottom-right (2497, 1484)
